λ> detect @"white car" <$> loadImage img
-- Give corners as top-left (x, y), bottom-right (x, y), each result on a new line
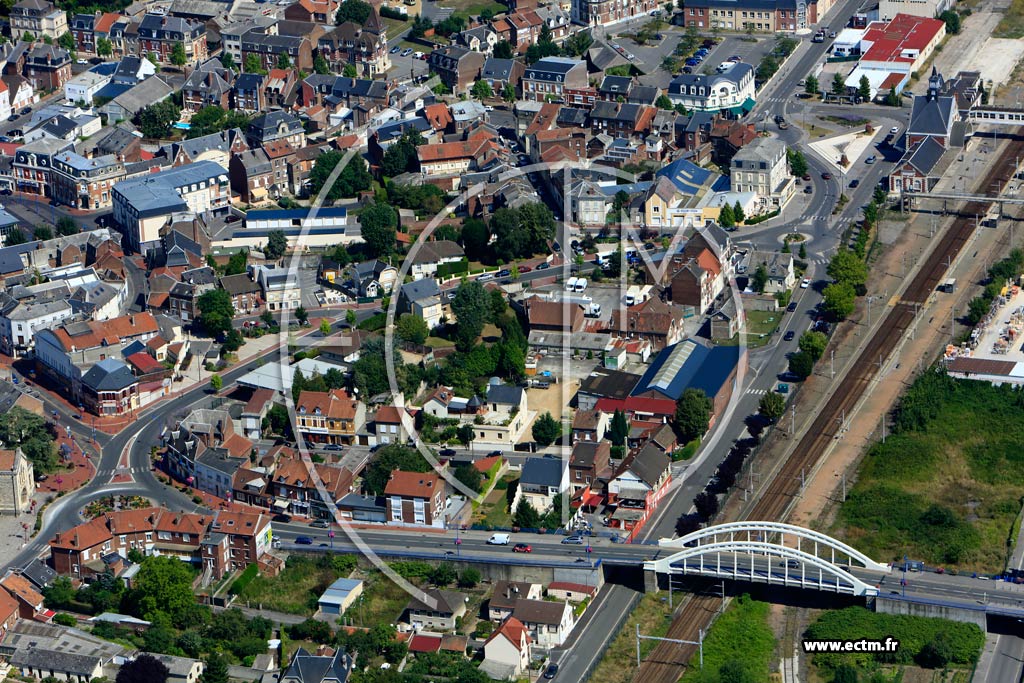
top-left (800, 278), bottom-right (811, 289)
top-left (890, 126), bottom-right (900, 134)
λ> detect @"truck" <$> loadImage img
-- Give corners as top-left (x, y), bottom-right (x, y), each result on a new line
top-left (565, 276), bottom-right (579, 291)
top-left (584, 302), bottom-right (602, 317)
top-left (573, 278), bottom-right (588, 293)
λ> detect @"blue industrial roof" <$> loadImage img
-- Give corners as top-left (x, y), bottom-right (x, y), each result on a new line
top-left (632, 340), bottom-right (738, 401)
top-left (247, 207), bottom-right (348, 221)
top-left (655, 157), bottom-right (715, 196)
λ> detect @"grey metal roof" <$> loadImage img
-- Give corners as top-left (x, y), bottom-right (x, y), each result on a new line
top-left (112, 160), bottom-right (227, 216)
top-left (282, 647), bottom-right (353, 683)
top-left (523, 57), bottom-right (583, 81)
top-left (481, 58), bottom-right (515, 82)
top-left (107, 76), bottom-right (173, 115)
top-left (486, 381), bottom-right (523, 406)
top-left (908, 93), bottom-right (954, 137)
top-left (400, 278), bottom-right (440, 302)
top-left (81, 358), bottom-right (137, 391)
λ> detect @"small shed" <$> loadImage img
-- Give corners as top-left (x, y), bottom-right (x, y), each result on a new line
top-left (317, 578), bottom-right (364, 615)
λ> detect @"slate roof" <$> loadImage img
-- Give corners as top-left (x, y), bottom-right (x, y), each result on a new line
top-left (481, 57), bottom-right (516, 82)
top-left (282, 647), bottom-right (353, 683)
top-left (900, 137), bottom-right (947, 175)
top-left (617, 442), bottom-right (670, 488)
top-left (908, 93), bottom-right (955, 137)
top-left (81, 357), bottom-right (137, 392)
top-left (399, 278), bottom-right (440, 302)
top-left (519, 456), bottom-right (563, 488)
top-left (406, 588), bottom-right (467, 615)
top-left (486, 381), bottom-right (523, 406)
top-left (523, 57), bottom-right (583, 81)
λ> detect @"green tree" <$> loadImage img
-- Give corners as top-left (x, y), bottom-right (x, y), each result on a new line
top-left (788, 350), bottom-right (815, 379)
top-left (186, 106), bottom-right (252, 139)
top-left (53, 613), bottom-right (77, 627)
top-left (513, 499), bottom-right (541, 528)
top-left (858, 74), bottom-right (872, 102)
top-left (489, 203), bottom-right (555, 262)
top-left (756, 54), bottom-right (779, 82)
top-left (429, 562), bottom-right (457, 586)
top-left (346, 309), bottom-right (357, 325)
top-left (116, 654), bottom-right (169, 683)
top-left (363, 444), bottom-right (429, 494)
top-left (308, 151), bottom-right (372, 202)
top-left (97, 37), bottom-right (113, 57)
top-left (758, 392), bottom-right (786, 421)
top-left (799, 243), bottom-right (807, 259)
top-left (733, 201), bottom-right (745, 225)
top-left (822, 281), bottom-right (857, 320)
top-left (804, 74), bottom-right (819, 95)
top-left (471, 80), bottom-right (492, 100)
top-left (832, 664), bottom-right (859, 683)
top-left (457, 423), bottom-right (475, 447)
top-left (134, 100), bottom-right (180, 139)
top-left (751, 264), bottom-right (768, 293)
top-left (609, 409), bottom-right (629, 446)
top-left (826, 249), bottom-right (868, 289)
top-left (917, 632), bottom-right (955, 668)
top-left (58, 32), bottom-right (74, 52)
top-left (798, 330), bottom-right (828, 362)
top-left (33, 225), bottom-right (52, 241)
top-left (197, 289), bottom-right (235, 338)
top-left (244, 53), bottom-right (266, 74)
top-left (788, 148), bottom-right (809, 177)
top-left (718, 660), bottom-right (756, 683)
top-left (336, 0), bottom-right (372, 23)
top-left (655, 94), bottom-right (674, 110)
top-left (502, 83), bottom-right (515, 102)
top-left (42, 576), bottom-right (75, 609)
top-left (320, 318), bottom-right (331, 336)
top-left (200, 652), bottom-right (230, 683)
top-left (460, 218), bottom-right (490, 260)
top-left (295, 306), bottom-right (309, 325)
top-left (396, 313), bottom-right (429, 344)
top-left (209, 374), bottom-right (223, 392)
top-left (675, 388), bottom-right (711, 443)
top-left (313, 52), bottom-right (330, 75)
top-left (381, 130), bottom-right (423, 177)
top-left (886, 85), bottom-right (901, 107)
top-left (939, 10), bottom-right (961, 34)
top-left (276, 51), bottom-right (291, 69)
top-left (125, 557), bottom-right (199, 627)
top-left (453, 463), bottom-right (482, 493)
top-left (219, 51), bottom-right (234, 69)
top-left (224, 249), bottom-right (248, 276)
top-left (263, 229), bottom-right (288, 259)
top-left (831, 72), bottom-right (846, 96)
top-left (359, 203), bottom-right (398, 257)
top-left (56, 216), bottom-right (78, 236)
top-left (532, 412), bottom-right (561, 447)
top-left (171, 41), bottom-right (187, 67)
top-left (493, 40), bottom-right (514, 59)
top-left (457, 568), bottom-right (481, 588)
top-left (451, 280), bottom-right (490, 351)
top-left (4, 227), bottom-right (25, 246)
top-left (718, 202), bottom-right (735, 228)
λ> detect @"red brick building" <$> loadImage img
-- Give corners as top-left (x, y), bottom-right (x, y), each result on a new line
top-left (384, 470), bottom-right (446, 528)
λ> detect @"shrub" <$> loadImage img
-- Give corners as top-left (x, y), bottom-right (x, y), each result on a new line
top-left (229, 564), bottom-right (259, 595)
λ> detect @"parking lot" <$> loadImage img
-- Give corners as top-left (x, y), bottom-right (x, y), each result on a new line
top-left (388, 40), bottom-right (431, 81)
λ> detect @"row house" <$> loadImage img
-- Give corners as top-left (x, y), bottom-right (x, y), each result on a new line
top-left (295, 389), bottom-right (366, 446)
top-left (96, 14), bottom-right (131, 58)
top-left (167, 266), bottom-right (217, 324)
top-left (505, 11), bottom-right (544, 49)
top-left (51, 151), bottom-right (127, 210)
top-left (12, 137), bottom-right (74, 198)
top-left (589, 100), bottom-right (655, 139)
top-left (219, 272), bottom-right (262, 314)
top-left (299, 74), bottom-right (392, 127)
top-left (229, 148), bottom-right (276, 204)
top-left (241, 32), bottom-right (313, 74)
top-left (287, 145), bottom-right (321, 195)
top-left (571, 0), bottom-right (657, 27)
top-left (317, 6), bottom-right (389, 78)
top-left (385, 470), bottom-right (446, 528)
top-left (606, 443), bottom-right (671, 538)
top-left (137, 13), bottom-right (208, 65)
top-left (49, 506), bottom-right (271, 580)
top-left (23, 44), bottom-right (71, 91)
top-left (452, 25), bottom-right (498, 54)
top-left (181, 61), bottom-right (234, 113)
top-left (247, 110), bottom-right (305, 149)
top-left (479, 57), bottom-right (524, 95)
top-left (70, 13), bottom-right (97, 55)
top-left (521, 57), bottom-right (587, 103)
top-left (264, 68), bottom-right (299, 109)
top-left (10, 0), bottom-right (67, 42)
top-left (417, 128), bottom-right (501, 179)
top-left (162, 407), bottom-right (254, 488)
top-left (284, 0), bottom-right (339, 23)
top-left (233, 72), bottom-right (267, 113)
top-left (220, 16), bottom-right (277, 67)
top-left (681, 0), bottom-right (833, 31)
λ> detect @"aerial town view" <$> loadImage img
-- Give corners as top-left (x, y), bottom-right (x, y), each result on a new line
top-left (0, 0), bottom-right (1020, 680)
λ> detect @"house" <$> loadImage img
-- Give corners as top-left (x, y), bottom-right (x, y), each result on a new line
top-left (385, 470), bottom-right (445, 527)
top-left (709, 297), bottom-right (742, 340)
top-left (510, 599), bottom-right (574, 647)
top-left (12, 136), bottom-right (74, 198)
top-left (679, 0), bottom-right (835, 31)
top-left (6, 622), bottom-right (125, 682)
top-left (247, 110), bottom-right (306, 150)
top-left (740, 250), bottom-right (795, 293)
top-left (405, 588), bottom-right (467, 630)
top-left (643, 157), bottom-right (724, 230)
top-left (480, 57), bottom-right (523, 94)
top-left (482, 617), bottom-right (532, 680)
top-left (410, 240), bottom-right (465, 280)
top-left (515, 456), bottom-right (567, 514)
top-left (317, 577), bottom-right (363, 616)
top-left (372, 405), bottom-right (408, 446)
top-left (316, 6), bottom-right (390, 78)
top-left (572, 0), bottom-right (658, 28)
top-left (341, 259), bottom-right (397, 298)
top-left (253, 264), bottom-right (301, 312)
top-left (63, 70), bottom-right (110, 105)
top-left (0, 573), bottom-right (49, 620)
top-left (888, 136), bottom-right (952, 196)
top-left (571, 409), bottom-right (607, 444)
top-left (285, 0), bottom-right (339, 23)
top-left (525, 297), bottom-right (585, 333)
top-left (606, 442), bottom-right (671, 535)
top-left (632, 339), bottom-right (738, 416)
top-left (10, 0), bottom-right (68, 41)
top-left (568, 441), bottom-right (610, 495)
top-left (487, 580), bottom-right (542, 621)
top-left (666, 63), bottom-right (755, 115)
top-left (233, 72), bottom-right (266, 113)
top-left (0, 588), bottom-right (18, 640)
top-left (229, 148), bottom-right (275, 204)
top-left (99, 75), bottom-right (174, 126)
top-left (428, 45), bottom-right (486, 95)
top-left (521, 57), bottom-right (587, 102)
top-left (730, 135), bottom-right (795, 213)
top-left (51, 151), bottom-right (126, 210)
top-left (181, 61), bottom-right (233, 112)
top-left (608, 296), bottom-right (686, 350)
top-left (280, 647), bottom-right (354, 683)
top-left (295, 389), bottom-right (365, 446)
top-left (137, 13), bottom-right (208, 66)
top-left (219, 272), bottom-right (262, 314)
top-left (398, 279), bottom-right (443, 330)
top-left (546, 581), bottom-right (596, 603)
top-left (153, 655), bottom-right (204, 683)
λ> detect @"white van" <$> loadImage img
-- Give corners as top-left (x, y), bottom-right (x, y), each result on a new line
top-left (565, 276), bottom-right (579, 291)
top-left (574, 278), bottom-right (588, 293)
top-left (487, 533), bottom-right (510, 545)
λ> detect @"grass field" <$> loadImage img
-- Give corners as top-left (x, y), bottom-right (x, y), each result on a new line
top-left (474, 475), bottom-right (517, 528)
top-left (589, 593), bottom-right (675, 683)
top-left (995, 0), bottom-right (1024, 38)
top-left (348, 571), bottom-right (412, 627)
top-left (715, 310), bottom-right (783, 349)
top-left (680, 595), bottom-right (774, 683)
top-left (438, 0), bottom-right (504, 20)
top-left (238, 556), bottom-right (349, 614)
top-left (833, 370), bottom-right (1024, 573)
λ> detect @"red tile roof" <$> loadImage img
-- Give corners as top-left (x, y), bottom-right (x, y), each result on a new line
top-left (0, 574), bottom-right (43, 607)
top-left (409, 633), bottom-right (442, 653)
top-left (375, 405), bottom-right (404, 424)
top-left (126, 352), bottom-right (163, 374)
top-left (296, 389), bottom-right (360, 421)
top-left (472, 455), bottom-right (501, 474)
top-left (547, 581), bottom-right (596, 595)
top-left (385, 470), bottom-right (441, 499)
top-left (486, 616), bottom-right (531, 650)
top-left (594, 396), bottom-right (677, 417)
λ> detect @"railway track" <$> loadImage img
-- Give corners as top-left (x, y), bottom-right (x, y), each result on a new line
top-left (631, 132), bottom-right (1024, 683)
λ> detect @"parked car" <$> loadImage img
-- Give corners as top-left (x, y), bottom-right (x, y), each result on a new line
top-left (804, 185), bottom-right (813, 194)
top-left (784, 330), bottom-right (795, 342)
top-left (849, 178), bottom-right (860, 188)
top-left (497, 269), bottom-right (511, 278)
top-left (821, 172), bottom-right (832, 180)
top-left (401, 48), bottom-right (413, 56)
top-left (865, 155), bottom-right (876, 164)
top-left (561, 535), bottom-right (585, 545)
top-left (519, 265), bottom-right (532, 273)
top-left (787, 301), bottom-right (797, 312)
top-left (890, 126), bottom-right (900, 134)
top-left (295, 536), bottom-right (314, 545)
top-left (478, 272), bottom-right (495, 281)
top-left (6, 114), bottom-right (17, 122)
top-left (323, 444), bottom-right (343, 451)
top-left (800, 278), bottom-right (811, 289)
top-left (19, 108), bottom-right (30, 115)
top-left (513, 543), bottom-right (532, 553)
top-left (439, 448), bottom-right (457, 457)
top-left (390, 45), bottom-right (400, 53)
top-left (543, 664), bottom-right (559, 680)
top-left (310, 520), bottom-right (330, 528)
top-left (536, 262), bottom-right (551, 270)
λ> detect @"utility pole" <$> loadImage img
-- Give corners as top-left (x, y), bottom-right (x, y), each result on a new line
top-left (790, 404), bottom-right (795, 435)
top-left (881, 413), bottom-right (886, 443)
top-left (830, 349), bottom-right (835, 380)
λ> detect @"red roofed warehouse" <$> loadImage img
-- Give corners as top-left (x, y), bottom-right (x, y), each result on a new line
top-left (859, 14), bottom-right (946, 74)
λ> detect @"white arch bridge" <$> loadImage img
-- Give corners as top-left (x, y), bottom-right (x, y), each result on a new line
top-left (644, 522), bottom-right (891, 597)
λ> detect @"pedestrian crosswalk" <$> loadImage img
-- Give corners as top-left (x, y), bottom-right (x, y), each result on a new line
top-left (746, 388), bottom-right (769, 396)
top-left (97, 467), bottom-right (147, 476)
